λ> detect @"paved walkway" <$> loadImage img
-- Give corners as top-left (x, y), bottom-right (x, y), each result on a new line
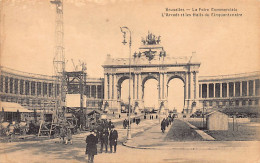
top-left (123, 119), bottom-right (260, 150)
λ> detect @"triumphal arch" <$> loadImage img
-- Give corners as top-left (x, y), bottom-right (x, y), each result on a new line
top-left (102, 33), bottom-right (200, 114)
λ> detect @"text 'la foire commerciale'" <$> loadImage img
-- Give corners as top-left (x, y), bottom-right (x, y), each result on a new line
top-left (162, 8), bottom-right (243, 17)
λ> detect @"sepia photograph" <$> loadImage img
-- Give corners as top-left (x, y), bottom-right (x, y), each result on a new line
top-left (0, 0), bottom-right (259, 162)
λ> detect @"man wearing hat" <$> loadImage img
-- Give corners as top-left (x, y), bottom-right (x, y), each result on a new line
top-left (109, 125), bottom-right (118, 153)
top-left (86, 130), bottom-right (98, 163)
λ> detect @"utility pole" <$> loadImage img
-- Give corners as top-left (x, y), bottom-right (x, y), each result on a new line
top-left (50, 0), bottom-right (66, 122)
top-left (120, 26), bottom-right (132, 141)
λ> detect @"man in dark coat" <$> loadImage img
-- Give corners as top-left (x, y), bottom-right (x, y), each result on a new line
top-left (100, 128), bottom-right (109, 153)
top-left (161, 118), bottom-right (166, 133)
top-left (123, 119), bottom-right (127, 129)
top-left (109, 125), bottom-right (118, 153)
top-left (108, 119), bottom-right (112, 131)
top-left (86, 130), bottom-right (98, 163)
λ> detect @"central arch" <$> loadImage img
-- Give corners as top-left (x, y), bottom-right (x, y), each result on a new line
top-left (167, 76), bottom-right (185, 113)
top-left (102, 33), bottom-right (200, 114)
top-left (142, 76), bottom-right (158, 111)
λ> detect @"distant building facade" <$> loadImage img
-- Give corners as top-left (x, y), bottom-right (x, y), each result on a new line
top-left (0, 64), bottom-right (260, 115)
top-left (0, 66), bottom-right (104, 112)
top-left (198, 72), bottom-right (260, 113)
top-left (0, 66), bottom-right (60, 113)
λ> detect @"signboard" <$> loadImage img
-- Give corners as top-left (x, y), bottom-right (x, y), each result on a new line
top-left (66, 94), bottom-right (86, 107)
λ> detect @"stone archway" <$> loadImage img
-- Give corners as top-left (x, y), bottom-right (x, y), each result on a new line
top-left (102, 32), bottom-right (200, 114)
top-left (141, 75), bottom-right (159, 110)
top-left (167, 75), bottom-right (185, 113)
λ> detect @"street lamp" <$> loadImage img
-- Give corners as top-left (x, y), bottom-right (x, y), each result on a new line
top-left (120, 26), bottom-right (132, 140)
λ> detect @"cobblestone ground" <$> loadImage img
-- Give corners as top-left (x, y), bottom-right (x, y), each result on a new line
top-left (0, 118), bottom-right (259, 163)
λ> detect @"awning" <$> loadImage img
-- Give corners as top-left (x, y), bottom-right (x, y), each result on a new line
top-left (87, 110), bottom-right (101, 116)
top-left (0, 102), bottom-right (33, 113)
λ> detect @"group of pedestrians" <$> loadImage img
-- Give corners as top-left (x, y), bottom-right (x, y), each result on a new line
top-left (59, 125), bottom-right (73, 145)
top-left (161, 115), bottom-right (175, 133)
top-left (85, 119), bottom-right (118, 163)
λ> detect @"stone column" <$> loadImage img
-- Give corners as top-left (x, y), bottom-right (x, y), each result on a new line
top-left (8, 77), bottom-right (11, 94)
top-left (113, 75), bottom-right (117, 100)
top-left (90, 85), bottom-right (92, 98)
top-left (195, 72), bottom-right (199, 100)
top-left (17, 80), bottom-right (20, 95)
top-left (190, 72), bottom-right (194, 100)
top-left (138, 74), bottom-right (142, 99)
top-left (134, 74), bottom-right (137, 100)
top-left (104, 74), bottom-right (108, 100)
top-left (109, 74), bottom-right (112, 99)
top-left (159, 73), bottom-right (162, 100)
top-left (185, 72), bottom-right (189, 107)
top-left (199, 84), bottom-right (201, 98)
top-left (220, 83), bottom-right (222, 98)
top-left (163, 73), bottom-right (167, 99)
top-left (253, 80), bottom-right (255, 96)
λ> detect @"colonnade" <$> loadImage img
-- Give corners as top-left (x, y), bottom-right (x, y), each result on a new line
top-left (103, 71), bottom-right (199, 113)
top-left (199, 78), bottom-right (260, 107)
top-left (0, 68), bottom-right (60, 111)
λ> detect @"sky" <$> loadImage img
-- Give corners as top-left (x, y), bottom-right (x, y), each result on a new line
top-left (1, 0), bottom-right (259, 79)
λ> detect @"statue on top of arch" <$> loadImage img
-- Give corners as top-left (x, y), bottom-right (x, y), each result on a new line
top-left (142, 31), bottom-right (161, 45)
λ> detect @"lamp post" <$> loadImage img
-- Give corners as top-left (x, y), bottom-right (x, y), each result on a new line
top-left (202, 99), bottom-right (205, 129)
top-left (120, 26), bottom-right (132, 140)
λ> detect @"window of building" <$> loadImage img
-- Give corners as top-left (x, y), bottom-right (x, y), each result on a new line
top-left (256, 79), bottom-right (259, 96)
top-left (20, 80), bottom-right (24, 95)
top-left (209, 84), bottom-right (214, 98)
top-left (236, 100), bottom-right (239, 106)
top-left (222, 83), bottom-right (227, 97)
top-left (25, 81), bottom-right (30, 95)
top-left (31, 81), bottom-right (36, 95)
top-left (43, 83), bottom-right (47, 96)
top-left (9, 78), bottom-right (13, 93)
top-left (0, 75), bottom-right (3, 92)
top-left (5, 77), bottom-right (8, 93)
top-left (229, 82), bottom-right (234, 97)
top-left (37, 82), bottom-right (41, 95)
top-left (242, 100), bottom-right (246, 106)
top-left (48, 83), bottom-right (53, 97)
top-left (14, 79), bottom-right (18, 94)
top-left (242, 81), bottom-right (247, 96)
top-left (215, 83), bottom-right (220, 97)
top-left (202, 84), bottom-right (207, 98)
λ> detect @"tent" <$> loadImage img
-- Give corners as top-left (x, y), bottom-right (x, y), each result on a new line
top-left (0, 102), bottom-right (33, 113)
top-left (0, 102), bottom-right (33, 122)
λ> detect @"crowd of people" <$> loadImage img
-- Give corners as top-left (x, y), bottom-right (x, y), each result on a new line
top-left (85, 119), bottom-right (118, 163)
top-left (161, 115), bottom-right (175, 133)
